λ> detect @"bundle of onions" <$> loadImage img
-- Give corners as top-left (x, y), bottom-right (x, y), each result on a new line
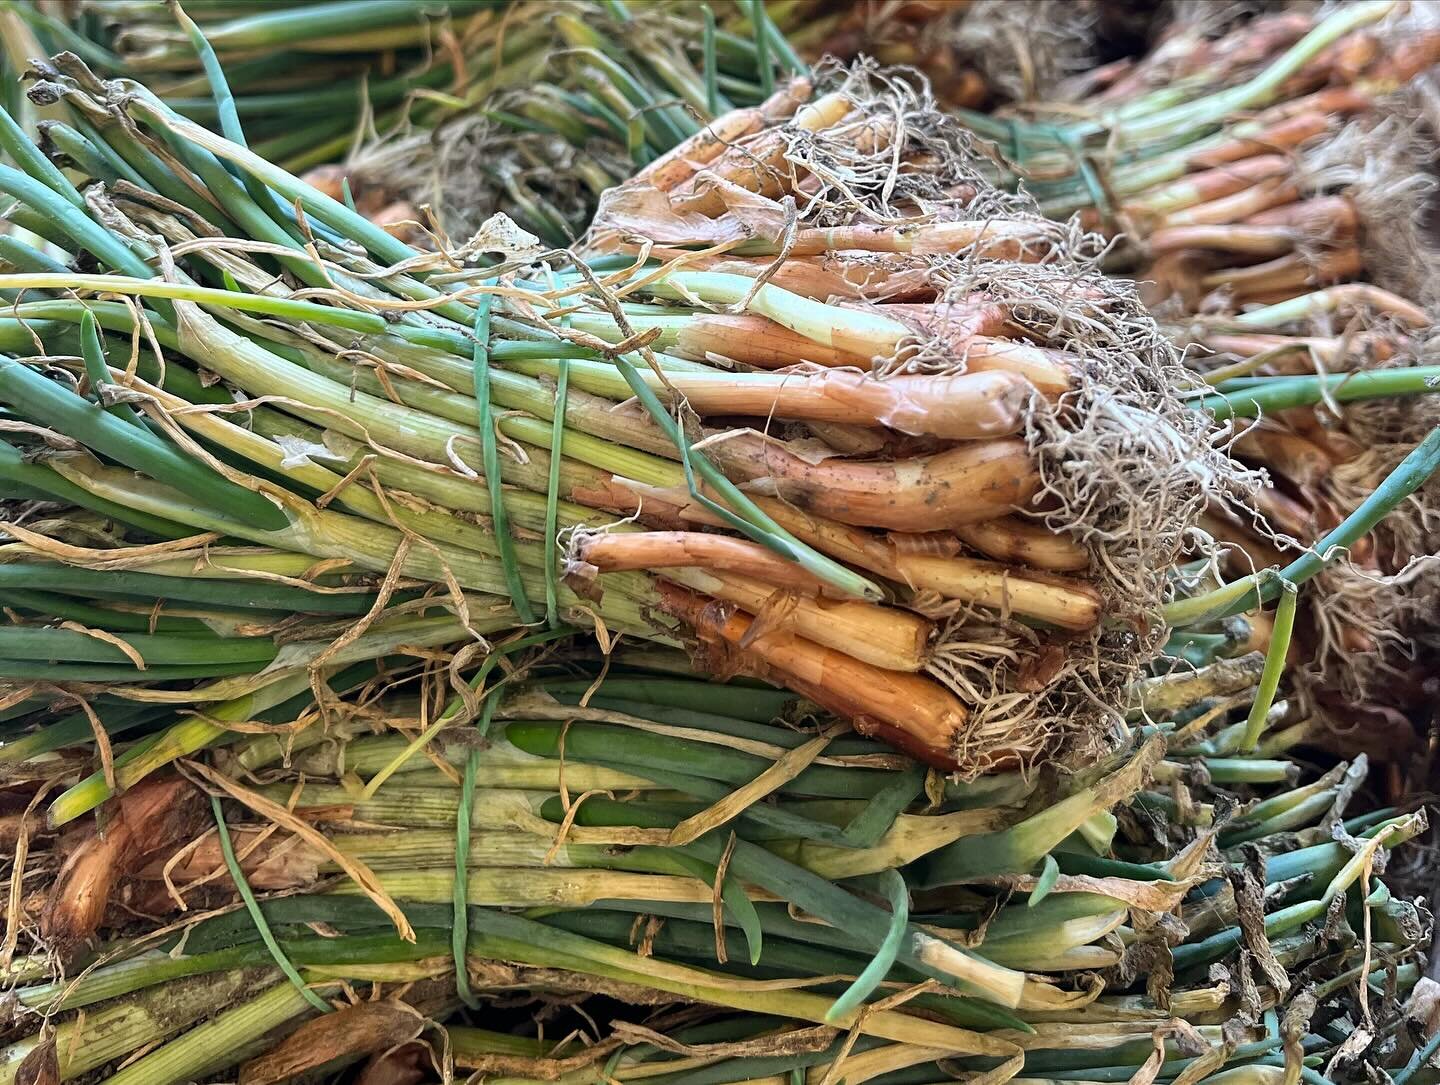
top-left (336, 0), bottom-right (1106, 248)
top-left (14, 0), bottom-right (803, 246)
top-left (571, 63), bottom-right (1263, 771)
top-left (306, 0), bottom-right (817, 247)
top-left (2, 657), bottom-right (1426, 1083)
top-left (963, 2), bottom-right (1440, 233)
top-left (928, 0), bottom-right (1440, 769)
top-left (0, 42), bottom-right (1256, 774)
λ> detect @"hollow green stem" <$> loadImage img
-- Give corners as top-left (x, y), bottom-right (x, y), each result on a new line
top-left (1203, 367), bottom-right (1440, 421)
top-left (1239, 582), bottom-right (1296, 751)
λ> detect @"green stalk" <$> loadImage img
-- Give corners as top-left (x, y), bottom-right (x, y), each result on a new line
top-left (0, 234), bottom-right (70, 274)
top-left (0, 969), bottom-right (274, 1085)
top-left (743, 0), bottom-right (773, 95)
top-left (1203, 368), bottom-right (1440, 421)
top-left (44, 674), bottom-right (304, 824)
top-left (472, 288), bottom-right (534, 622)
top-left (648, 271), bottom-right (907, 347)
top-left (918, 741), bottom-right (1160, 887)
top-left (78, 310), bottom-right (147, 427)
top-left (0, 272), bottom-right (387, 332)
top-left (0, 702), bottom-right (164, 767)
top-left (122, 94), bottom-right (461, 311)
top-left (102, 975), bottom-right (343, 1085)
top-left (72, 116), bottom-right (152, 185)
top-left (1193, 757), bottom-right (1295, 784)
top-left (0, 661), bottom-right (265, 682)
top-left (0, 440), bottom-right (194, 538)
top-left (210, 794), bottom-right (332, 1013)
top-left (1106, 2), bottom-right (1396, 148)
top-left (505, 719), bottom-right (896, 800)
top-left (0, 355), bottom-right (287, 529)
top-left (1220, 791), bottom-right (1343, 848)
top-left (77, 112), bottom-right (235, 234)
top-left (36, 121), bottom-right (126, 184)
top-left (702, 5), bottom-right (719, 115)
top-left (0, 562), bottom-right (378, 613)
top-left (1166, 426), bottom-right (1440, 624)
top-left (542, 677), bottom-right (793, 719)
top-left (171, 1), bottom-right (493, 51)
top-left (16, 930), bottom-right (444, 1013)
top-left (544, 353), bottom-right (570, 627)
top-left (0, 100), bottom-right (85, 208)
top-left (1264, 818), bottom-right (1418, 886)
top-left (0, 626), bottom-right (278, 667)
top-left (0, 289), bottom-right (868, 604)
top-left (1239, 582), bottom-right (1296, 751)
top-left (824, 868), bottom-right (906, 1023)
top-left (0, 156), bottom-right (154, 278)
top-left (271, 731), bottom-right (650, 789)
top-left (359, 627), bottom-right (572, 798)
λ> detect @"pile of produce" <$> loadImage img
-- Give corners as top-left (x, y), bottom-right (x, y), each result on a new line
top-left (1, 4), bottom-right (1439, 1084)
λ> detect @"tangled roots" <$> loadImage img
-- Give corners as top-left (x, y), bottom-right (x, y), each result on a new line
top-left (1305, 381), bottom-right (1440, 751)
top-left (931, 261), bottom-right (1262, 773)
top-left (342, 106), bottom-right (630, 247)
top-left (796, 64), bottom-right (1260, 773)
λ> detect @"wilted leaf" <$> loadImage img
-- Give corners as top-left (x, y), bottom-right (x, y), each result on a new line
top-left (16, 1030), bottom-right (58, 1085)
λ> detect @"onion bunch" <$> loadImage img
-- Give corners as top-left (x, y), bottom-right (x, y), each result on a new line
top-left (9, 0), bottom-right (804, 247)
top-left (0, 46), bottom-right (1257, 776)
top-left (928, 0), bottom-right (1440, 771)
top-left (338, 0), bottom-right (1105, 248)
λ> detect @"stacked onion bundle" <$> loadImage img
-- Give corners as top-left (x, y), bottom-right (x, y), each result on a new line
top-left (1, 656), bottom-right (1426, 1083)
top-left (0, 50), bottom-right (1252, 774)
top-left (349, 0), bottom-right (1098, 245)
top-left (306, 0), bottom-right (815, 247)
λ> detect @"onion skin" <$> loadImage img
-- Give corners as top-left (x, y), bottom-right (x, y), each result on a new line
top-left (658, 583), bottom-right (966, 769)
